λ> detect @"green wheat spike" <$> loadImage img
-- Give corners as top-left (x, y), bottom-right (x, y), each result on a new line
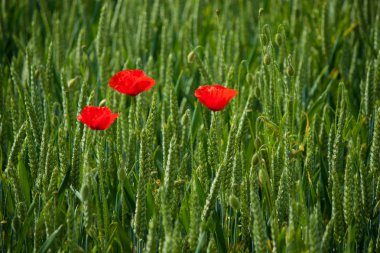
top-left (201, 160), bottom-right (226, 223)
top-left (9, 96), bottom-right (19, 138)
top-left (140, 1), bottom-right (148, 57)
top-left (188, 177), bottom-right (201, 251)
top-left (161, 137), bottom-right (178, 233)
top-left (196, 141), bottom-right (209, 190)
top-left (375, 56), bottom-right (380, 105)
top-left (207, 112), bottom-right (219, 173)
top-left (271, 143), bottom-right (283, 199)
top-left (318, 105), bottom-right (328, 145)
top-left (171, 219), bottom-right (182, 252)
top-left (359, 152), bottom-right (372, 222)
top-left (45, 42), bottom-right (53, 92)
top-left (275, 136), bottom-right (290, 225)
top-left (35, 120), bottom-right (48, 191)
top-left (240, 176), bottom-right (251, 240)
top-left (364, 61), bottom-right (374, 116)
top-left (286, 201), bottom-right (301, 253)
top-left (270, 209), bottom-right (280, 253)
top-left (23, 84), bottom-right (40, 148)
top-left (42, 139), bottom-right (53, 200)
top-left (58, 127), bottom-right (68, 175)
top-left (44, 197), bottom-right (54, 236)
top-left (26, 122), bottom-right (38, 182)
top-left (321, 3), bottom-right (329, 60)
top-left (70, 80), bottom-right (87, 190)
top-left (75, 29), bottom-right (84, 68)
top-left (66, 202), bottom-right (75, 252)
top-left (169, 82), bottom-right (181, 143)
top-left (332, 168), bottom-right (345, 242)
top-left (231, 148), bottom-right (242, 199)
top-left (370, 107), bottom-right (380, 177)
top-left (191, 47), bottom-right (213, 84)
top-left (375, 222), bottom-right (380, 252)
top-left (250, 161), bottom-right (268, 253)
top-left (353, 173), bottom-right (364, 242)
top-left (348, 43), bottom-right (359, 84)
top-left (309, 204), bottom-right (322, 253)
top-left (180, 109), bottom-right (191, 153)
top-left (146, 92), bottom-right (158, 149)
top-left (97, 134), bottom-right (110, 243)
top-left (47, 166), bottom-right (59, 199)
top-left (146, 216), bottom-right (158, 253)
top-left (159, 19), bottom-right (168, 90)
top-left (53, 18), bottom-right (62, 69)
top-left (5, 124), bottom-right (27, 218)
top-left (217, 33), bottom-right (226, 82)
top-left (126, 99), bottom-right (136, 173)
top-left (222, 122), bottom-right (237, 194)
top-left (162, 117), bottom-right (170, 171)
top-left (61, 74), bottom-right (70, 133)
top-left (321, 217), bottom-right (334, 252)
top-left (96, 3), bottom-right (108, 61)
top-left (343, 153), bottom-right (354, 226)
top-left (33, 208), bottom-right (45, 253)
top-left (134, 129), bottom-right (149, 239)
top-left (28, 60), bottom-right (44, 134)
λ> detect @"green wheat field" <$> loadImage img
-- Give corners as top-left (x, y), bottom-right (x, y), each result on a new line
top-left (1, 0), bottom-right (380, 252)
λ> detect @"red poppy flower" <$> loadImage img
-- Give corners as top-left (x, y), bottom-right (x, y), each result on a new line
top-left (109, 69), bottom-right (156, 96)
top-left (194, 85), bottom-right (238, 111)
top-left (77, 106), bottom-right (119, 130)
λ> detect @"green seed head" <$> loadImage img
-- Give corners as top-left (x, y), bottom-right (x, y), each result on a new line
top-left (260, 33), bottom-right (268, 46)
top-left (187, 51), bottom-right (196, 63)
top-left (229, 194), bottom-right (240, 210)
top-left (287, 64), bottom-right (295, 76)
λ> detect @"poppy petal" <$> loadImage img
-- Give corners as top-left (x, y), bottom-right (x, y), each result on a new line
top-left (194, 85), bottom-right (238, 111)
top-left (77, 106), bottom-right (119, 130)
top-left (109, 69), bottom-right (156, 96)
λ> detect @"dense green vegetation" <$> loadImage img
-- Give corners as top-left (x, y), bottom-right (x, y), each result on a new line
top-left (1, 0), bottom-right (380, 252)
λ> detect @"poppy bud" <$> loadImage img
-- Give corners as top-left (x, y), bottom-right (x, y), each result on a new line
top-left (187, 51), bottom-right (196, 64)
top-left (216, 9), bottom-right (220, 17)
top-left (259, 8), bottom-right (264, 16)
top-left (260, 148), bottom-right (268, 160)
top-left (229, 194), bottom-right (240, 210)
top-left (246, 73), bottom-right (254, 84)
top-left (99, 99), bottom-right (107, 106)
top-left (275, 33), bottom-right (282, 46)
top-left (251, 152), bottom-right (260, 166)
top-left (258, 167), bottom-right (265, 186)
top-left (255, 137), bottom-right (262, 148)
top-left (260, 33), bottom-right (268, 46)
top-left (80, 184), bottom-right (89, 202)
top-left (68, 77), bottom-right (78, 88)
top-left (263, 54), bottom-right (271, 65)
top-left (287, 64), bottom-right (295, 76)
